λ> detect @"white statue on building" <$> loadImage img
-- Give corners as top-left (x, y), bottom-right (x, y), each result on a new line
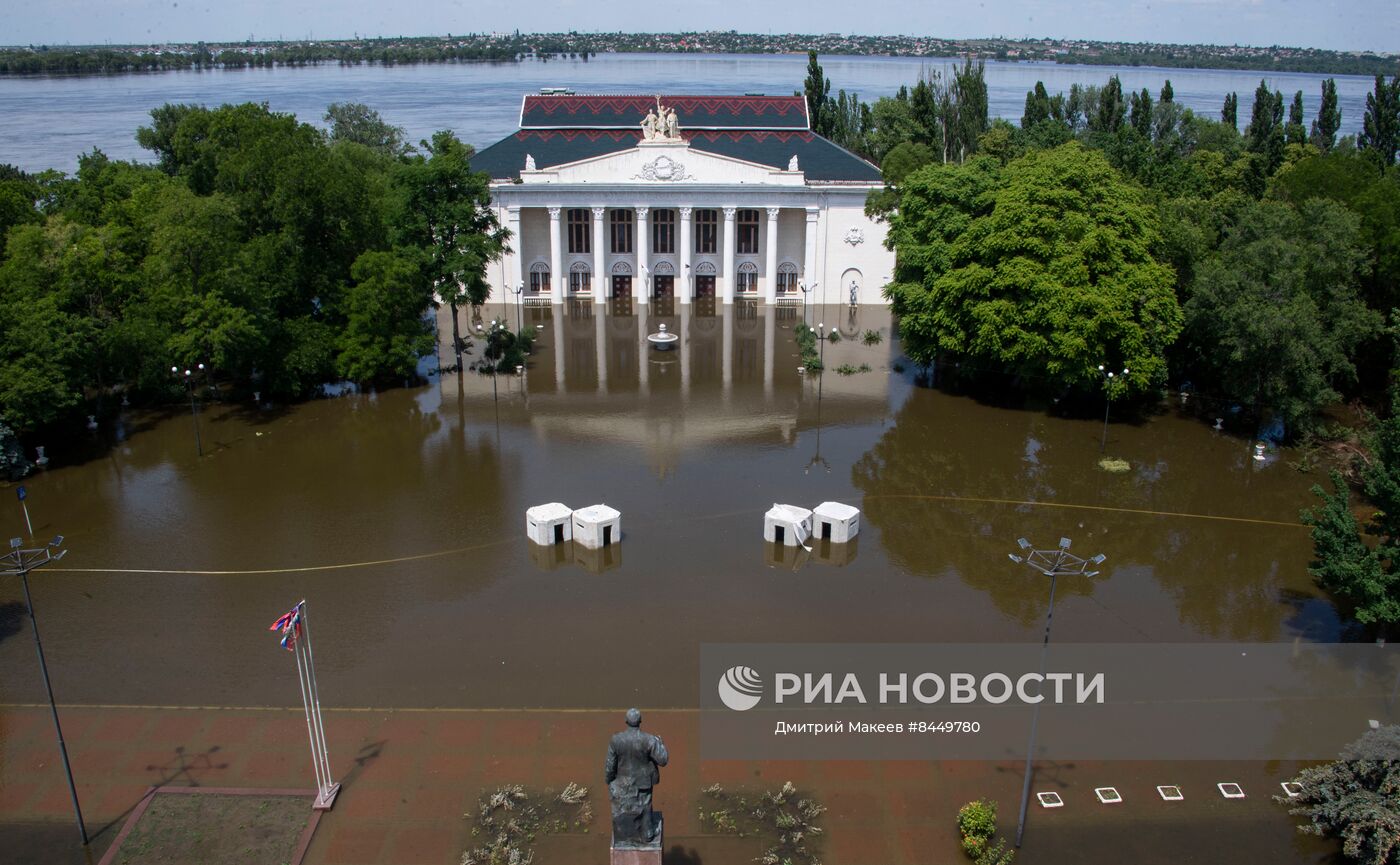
top-left (524, 153), bottom-right (536, 171)
top-left (641, 109), bottom-right (659, 141)
top-left (664, 106), bottom-right (679, 140)
top-left (788, 155), bottom-right (799, 171)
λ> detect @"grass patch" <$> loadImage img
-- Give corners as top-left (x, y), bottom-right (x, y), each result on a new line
top-left (461, 782), bottom-right (593, 865)
top-left (698, 781), bottom-right (826, 865)
top-left (1098, 457), bottom-right (1131, 473)
top-left (834, 363), bottom-right (873, 376)
top-left (114, 792), bottom-right (309, 865)
top-left (862, 329), bottom-right (883, 346)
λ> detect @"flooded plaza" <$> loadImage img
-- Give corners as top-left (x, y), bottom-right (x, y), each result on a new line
top-left (0, 300), bottom-right (1347, 863)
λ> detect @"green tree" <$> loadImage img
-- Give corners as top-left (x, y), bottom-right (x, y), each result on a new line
top-left (1286, 90), bottom-right (1308, 146)
top-left (1302, 472), bottom-right (1395, 625)
top-left (1312, 79), bottom-right (1342, 151)
top-left (336, 249), bottom-right (434, 382)
top-left (1021, 81), bottom-right (1052, 129)
top-left (1282, 724), bottom-right (1400, 865)
top-left (1092, 75), bottom-right (1126, 134)
top-left (393, 130), bottom-right (507, 370)
top-left (1360, 75), bottom-right (1400, 166)
top-left (885, 143), bottom-right (1181, 392)
top-left (324, 102), bottom-right (408, 157)
top-left (1182, 199), bottom-right (1381, 434)
top-left (803, 51), bottom-right (833, 139)
top-left (1222, 92), bottom-right (1239, 129)
top-left (1160, 80), bottom-right (1174, 104)
top-left (1129, 87), bottom-right (1153, 138)
top-left (1245, 79), bottom-right (1286, 177)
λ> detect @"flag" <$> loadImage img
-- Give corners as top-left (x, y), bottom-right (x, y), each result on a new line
top-left (269, 605), bottom-right (302, 652)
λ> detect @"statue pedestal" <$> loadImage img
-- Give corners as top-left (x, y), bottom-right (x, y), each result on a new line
top-left (610, 812), bottom-right (662, 865)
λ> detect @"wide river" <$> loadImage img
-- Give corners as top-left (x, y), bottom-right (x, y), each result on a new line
top-left (0, 52), bottom-right (1381, 173)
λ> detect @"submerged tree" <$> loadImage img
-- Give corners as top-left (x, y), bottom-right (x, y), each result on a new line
top-left (1281, 724), bottom-right (1400, 865)
top-left (885, 143), bottom-right (1180, 392)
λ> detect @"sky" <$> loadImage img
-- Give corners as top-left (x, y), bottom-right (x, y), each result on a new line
top-left (7, 0), bottom-right (1397, 54)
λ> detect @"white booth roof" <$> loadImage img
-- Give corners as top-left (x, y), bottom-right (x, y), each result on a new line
top-left (814, 501), bottom-right (860, 520)
top-left (766, 503), bottom-right (813, 522)
top-left (527, 502), bottom-right (574, 522)
top-left (574, 504), bottom-right (621, 523)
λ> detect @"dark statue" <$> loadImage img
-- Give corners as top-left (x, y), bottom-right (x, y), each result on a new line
top-left (605, 707), bottom-right (669, 847)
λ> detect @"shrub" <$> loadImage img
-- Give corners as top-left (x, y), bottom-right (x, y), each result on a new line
top-left (957, 799), bottom-right (1012, 863)
top-left (862, 329), bottom-right (883, 346)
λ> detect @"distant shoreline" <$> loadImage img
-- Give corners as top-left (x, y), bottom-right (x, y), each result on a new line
top-left (2, 33), bottom-right (1396, 79)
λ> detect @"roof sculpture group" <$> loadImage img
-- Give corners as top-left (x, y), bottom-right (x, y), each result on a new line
top-left (641, 96), bottom-right (682, 142)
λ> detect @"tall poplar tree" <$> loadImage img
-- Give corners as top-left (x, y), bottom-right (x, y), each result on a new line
top-left (1311, 78), bottom-right (1341, 151)
top-left (1222, 92), bottom-right (1238, 129)
top-left (803, 51), bottom-right (833, 139)
top-left (1359, 74), bottom-right (1400, 166)
top-left (1286, 91), bottom-right (1307, 146)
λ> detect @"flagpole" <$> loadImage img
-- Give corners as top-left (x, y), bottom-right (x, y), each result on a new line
top-left (298, 601), bottom-right (339, 808)
top-left (271, 600), bottom-right (339, 811)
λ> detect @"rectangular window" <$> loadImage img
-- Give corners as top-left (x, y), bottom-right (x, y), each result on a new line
top-left (530, 269), bottom-right (550, 292)
top-left (695, 209), bottom-right (718, 254)
top-left (609, 210), bottom-right (633, 254)
top-left (570, 269), bottom-right (591, 294)
top-left (737, 209), bottom-right (760, 255)
top-left (777, 270), bottom-right (798, 294)
top-left (652, 209), bottom-right (675, 254)
top-left (738, 269), bottom-right (758, 293)
top-left (567, 209), bottom-right (590, 254)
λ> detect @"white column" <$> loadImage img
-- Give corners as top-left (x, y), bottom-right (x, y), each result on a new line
top-left (678, 206), bottom-right (693, 305)
top-left (506, 206), bottom-right (523, 305)
top-left (764, 207), bottom-right (780, 306)
top-left (721, 206), bottom-right (737, 305)
top-left (591, 207), bottom-right (606, 304)
top-left (548, 207), bottom-right (563, 304)
top-left (635, 206), bottom-right (649, 306)
top-left (803, 207), bottom-right (820, 309)
top-left (595, 304), bottom-right (607, 392)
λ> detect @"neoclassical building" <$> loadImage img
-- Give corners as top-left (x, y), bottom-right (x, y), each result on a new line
top-left (473, 93), bottom-right (894, 308)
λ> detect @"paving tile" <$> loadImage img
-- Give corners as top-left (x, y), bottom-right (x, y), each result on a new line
top-left (386, 824), bottom-right (459, 864)
top-left (318, 823), bottom-right (391, 865)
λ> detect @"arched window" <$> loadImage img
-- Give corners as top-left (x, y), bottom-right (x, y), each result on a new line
top-left (529, 261), bottom-right (550, 293)
top-left (611, 260), bottom-right (633, 275)
top-left (695, 261), bottom-right (717, 276)
top-left (777, 262), bottom-right (799, 295)
top-left (737, 261), bottom-right (758, 294)
top-left (695, 209), bottom-right (718, 254)
top-left (569, 261), bottom-right (591, 294)
top-left (567, 209), bottom-right (591, 254)
top-left (737, 209), bottom-right (760, 254)
top-left (651, 209), bottom-right (675, 254)
top-left (653, 260), bottom-right (674, 276)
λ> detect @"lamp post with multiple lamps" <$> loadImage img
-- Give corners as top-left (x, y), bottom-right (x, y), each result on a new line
top-left (1007, 536), bottom-right (1106, 849)
top-left (2, 534), bottom-right (87, 847)
top-left (171, 363), bottom-right (205, 457)
top-left (507, 281), bottom-right (524, 335)
top-left (1097, 364), bottom-right (1128, 453)
top-left (798, 281), bottom-right (817, 327)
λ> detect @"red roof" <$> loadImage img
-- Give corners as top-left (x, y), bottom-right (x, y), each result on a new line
top-left (520, 94), bottom-right (809, 130)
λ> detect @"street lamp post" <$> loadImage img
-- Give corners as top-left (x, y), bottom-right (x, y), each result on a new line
top-left (1007, 536), bottom-right (1106, 849)
top-left (2, 535), bottom-right (87, 846)
top-left (171, 363), bottom-right (206, 457)
top-left (799, 281), bottom-right (816, 328)
top-left (1097, 364), bottom-right (1128, 453)
top-left (507, 281), bottom-right (524, 335)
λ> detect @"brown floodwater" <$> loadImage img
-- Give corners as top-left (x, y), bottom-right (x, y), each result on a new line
top-left (0, 299), bottom-right (1348, 862)
top-left (0, 300), bottom-right (1342, 706)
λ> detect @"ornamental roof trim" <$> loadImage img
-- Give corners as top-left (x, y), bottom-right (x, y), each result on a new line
top-left (520, 94), bottom-right (810, 130)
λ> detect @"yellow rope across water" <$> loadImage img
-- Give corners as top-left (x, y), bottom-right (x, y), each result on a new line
top-left (42, 494), bottom-right (1302, 577)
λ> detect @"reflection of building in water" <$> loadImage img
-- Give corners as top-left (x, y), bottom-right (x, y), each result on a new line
top-left (764, 536), bottom-right (860, 570)
top-left (444, 303), bottom-right (896, 475)
top-left (472, 94), bottom-right (893, 310)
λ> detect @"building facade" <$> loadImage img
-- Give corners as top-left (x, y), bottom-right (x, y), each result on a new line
top-left (472, 94), bottom-right (893, 308)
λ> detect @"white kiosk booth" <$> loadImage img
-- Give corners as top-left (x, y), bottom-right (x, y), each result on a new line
top-left (526, 502), bottom-right (573, 546)
top-left (764, 504), bottom-right (813, 547)
top-left (573, 504), bottom-right (621, 549)
top-left (813, 501), bottom-right (861, 543)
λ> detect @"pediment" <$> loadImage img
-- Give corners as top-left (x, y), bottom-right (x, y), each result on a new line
top-left (519, 142), bottom-right (804, 186)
